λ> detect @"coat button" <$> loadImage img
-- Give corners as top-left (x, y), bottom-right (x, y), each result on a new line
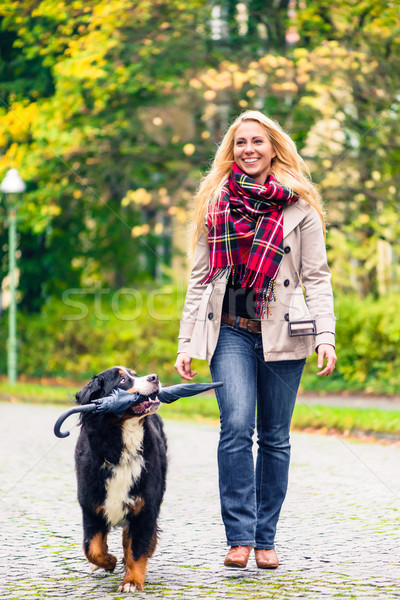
top-left (284, 313), bottom-right (289, 321)
top-left (284, 246), bottom-right (291, 254)
top-left (284, 279), bottom-right (290, 287)
top-left (208, 312), bottom-right (214, 320)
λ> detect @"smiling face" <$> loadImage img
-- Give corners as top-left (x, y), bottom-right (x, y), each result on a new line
top-left (233, 120), bottom-right (276, 184)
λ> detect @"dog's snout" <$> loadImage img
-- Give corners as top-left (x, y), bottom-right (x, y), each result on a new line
top-left (146, 374), bottom-right (158, 383)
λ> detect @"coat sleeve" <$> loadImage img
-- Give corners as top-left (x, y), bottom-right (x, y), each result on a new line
top-left (299, 208), bottom-right (336, 350)
top-left (177, 230), bottom-right (210, 354)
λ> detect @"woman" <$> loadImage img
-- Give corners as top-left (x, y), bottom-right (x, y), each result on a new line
top-left (174, 111), bottom-right (336, 569)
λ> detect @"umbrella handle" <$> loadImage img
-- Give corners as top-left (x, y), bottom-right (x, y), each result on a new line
top-left (54, 404), bottom-right (96, 438)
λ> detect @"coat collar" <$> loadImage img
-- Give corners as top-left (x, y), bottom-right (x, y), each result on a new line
top-left (283, 199), bottom-right (310, 238)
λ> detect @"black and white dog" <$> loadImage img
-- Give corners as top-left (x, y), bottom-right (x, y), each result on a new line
top-left (74, 366), bottom-right (167, 593)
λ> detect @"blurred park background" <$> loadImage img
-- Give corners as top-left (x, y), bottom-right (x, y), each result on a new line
top-left (0, 0), bottom-right (399, 398)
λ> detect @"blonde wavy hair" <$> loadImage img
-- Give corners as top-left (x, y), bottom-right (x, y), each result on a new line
top-left (192, 110), bottom-right (324, 249)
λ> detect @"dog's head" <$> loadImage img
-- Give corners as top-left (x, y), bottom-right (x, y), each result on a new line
top-left (76, 366), bottom-right (162, 418)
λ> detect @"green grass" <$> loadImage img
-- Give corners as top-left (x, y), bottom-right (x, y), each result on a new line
top-left (292, 403), bottom-right (400, 436)
top-left (159, 395), bottom-right (220, 423)
top-left (1, 381), bottom-right (400, 437)
top-left (0, 380), bottom-right (77, 404)
top-left (161, 397), bottom-right (400, 437)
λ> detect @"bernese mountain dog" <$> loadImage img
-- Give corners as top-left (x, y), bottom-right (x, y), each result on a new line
top-left (74, 366), bottom-right (167, 593)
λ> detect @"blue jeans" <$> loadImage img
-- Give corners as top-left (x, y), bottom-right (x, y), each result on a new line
top-left (210, 322), bottom-right (306, 549)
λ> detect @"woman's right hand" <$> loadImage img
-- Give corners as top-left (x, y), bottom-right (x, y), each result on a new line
top-left (174, 352), bottom-right (198, 380)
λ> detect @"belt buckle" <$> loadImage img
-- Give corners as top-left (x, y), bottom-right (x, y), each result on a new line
top-left (246, 319), bottom-right (260, 333)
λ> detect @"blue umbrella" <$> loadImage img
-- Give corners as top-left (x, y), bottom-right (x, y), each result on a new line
top-left (159, 381), bottom-right (223, 403)
top-left (54, 381), bottom-right (223, 438)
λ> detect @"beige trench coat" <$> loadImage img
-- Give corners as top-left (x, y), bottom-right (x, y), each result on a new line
top-left (178, 198), bottom-right (336, 363)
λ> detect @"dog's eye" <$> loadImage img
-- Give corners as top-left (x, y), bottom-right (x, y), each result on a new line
top-left (120, 377), bottom-right (126, 384)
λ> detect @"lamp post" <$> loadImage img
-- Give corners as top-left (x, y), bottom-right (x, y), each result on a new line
top-left (1, 169), bottom-right (26, 385)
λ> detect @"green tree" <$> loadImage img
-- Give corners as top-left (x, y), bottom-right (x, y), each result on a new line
top-left (0, 0), bottom-right (211, 310)
top-left (1, 0), bottom-right (399, 314)
top-left (294, 1), bottom-right (400, 295)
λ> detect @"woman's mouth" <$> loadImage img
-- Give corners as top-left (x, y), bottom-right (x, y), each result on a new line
top-left (243, 158), bottom-right (259, 164)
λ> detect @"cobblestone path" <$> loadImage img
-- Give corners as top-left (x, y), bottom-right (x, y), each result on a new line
top-left (1, 403), bottom-right (399, 599)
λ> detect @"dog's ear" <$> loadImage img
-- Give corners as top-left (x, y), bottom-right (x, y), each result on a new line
top-left (75, 375), bottom-right (105, 405)
top-left (75, 368), bottom-right (127, 405)
top-left (101, 368), bottom-right (123, 396)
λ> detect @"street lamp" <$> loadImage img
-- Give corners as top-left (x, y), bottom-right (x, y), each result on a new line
top-left (1, 168), bottom-right (26, 385)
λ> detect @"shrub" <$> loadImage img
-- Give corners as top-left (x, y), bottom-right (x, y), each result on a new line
top-left (302, 293), bottom-right (400, 395)
top-left (0, 289), bottom-right (399, 394)
top-left (0, 284), bottom-right (209, 384)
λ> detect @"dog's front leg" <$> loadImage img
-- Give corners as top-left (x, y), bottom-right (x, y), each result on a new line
top-left (118, 526), bottom-right (157, 593)
top-left (82, 512), bottom-right (117, 572)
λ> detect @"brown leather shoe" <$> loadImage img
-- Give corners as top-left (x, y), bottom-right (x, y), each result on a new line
top-left (224, 545), bottom-right (252, 568)
top-left (254, 548), bottom-right (279, 569)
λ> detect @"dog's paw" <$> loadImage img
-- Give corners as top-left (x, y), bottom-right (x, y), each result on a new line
top-left (87, 554), bottom-right (117, 573)
top-left (118, 582), bottom-right (144, 593)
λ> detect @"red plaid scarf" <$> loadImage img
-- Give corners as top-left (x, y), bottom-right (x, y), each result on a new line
top-left (202, 162), bottom-right (298, 317)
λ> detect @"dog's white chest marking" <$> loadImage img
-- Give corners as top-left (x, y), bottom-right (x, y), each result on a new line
top-left (103, 420), bottom-right (145, 526)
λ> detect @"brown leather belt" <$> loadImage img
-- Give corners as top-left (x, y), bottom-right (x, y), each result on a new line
top-left (221, 312), bottom-right (262, 334)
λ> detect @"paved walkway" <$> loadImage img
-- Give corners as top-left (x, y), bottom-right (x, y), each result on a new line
top-left (1, 403), bottom-right (399, 599)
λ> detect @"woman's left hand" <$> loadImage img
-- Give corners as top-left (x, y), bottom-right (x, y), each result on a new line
top-left (316, 344), bottom-right (337, 376)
